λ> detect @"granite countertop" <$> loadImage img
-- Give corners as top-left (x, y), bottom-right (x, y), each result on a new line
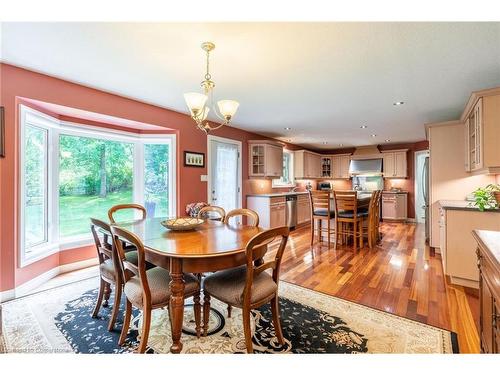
top-left (246, 191), bottom-right (310, 198)
top-left (472, 230), bottom-right (500, 269)
top-left (439, 200), bottom-right (500, 212)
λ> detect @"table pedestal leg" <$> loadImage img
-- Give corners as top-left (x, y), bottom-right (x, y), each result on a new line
top-left (169, 259), bottom-right (185, 354)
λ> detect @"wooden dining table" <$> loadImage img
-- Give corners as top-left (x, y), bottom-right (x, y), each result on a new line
top-left (113, 217), bottom-right (265, 353)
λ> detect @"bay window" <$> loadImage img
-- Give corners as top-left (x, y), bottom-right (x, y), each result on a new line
top-left (19, 106), bottom-right (176, 266)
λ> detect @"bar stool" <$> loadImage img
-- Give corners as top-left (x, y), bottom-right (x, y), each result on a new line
top-left (362, 190), bottom-right (382, 248)
top-left (333, 190), bottom-right (368, 251)
top-left (309, 190), bottom-right (336, 247)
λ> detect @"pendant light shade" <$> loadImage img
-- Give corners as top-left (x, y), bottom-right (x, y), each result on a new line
top-left (217, 100), bottom-right (240, 120)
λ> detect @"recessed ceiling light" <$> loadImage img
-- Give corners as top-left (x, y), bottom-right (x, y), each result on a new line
top-left (286, 139), bottom-right (292, 142)
top-left (339, 143), bottom-right (344, 147)
top-left (284, 127), bottom-right (292, 130)
top-left (393, 101), bottom-right (405, 106)
top-left (371, 134), bottom-right (377, 137)
top-left (322, 141), bottom-right (328, 145)
top-left (385, 139), bottom-right (391, 142)
top-left (360, 125), bottom-right (368, 129)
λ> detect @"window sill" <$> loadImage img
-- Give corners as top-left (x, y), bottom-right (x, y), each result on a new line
top-left (20, 236), bottom-right (94, 268)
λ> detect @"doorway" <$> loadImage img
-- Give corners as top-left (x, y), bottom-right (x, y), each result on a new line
top-left (207, 135), bottom-right (242, 213)
top-left (414, 150), bottom-right (430, 224)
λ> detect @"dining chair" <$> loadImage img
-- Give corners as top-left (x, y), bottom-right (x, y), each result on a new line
top-left (110, 225), bottom-right (202, 353)
top-left (91, 217), bottom-right (145, 331)
top-left (108, 203), bottom-right (147, 224)
top-left (333, 190), bottom-right (368, 251)
top-left (362, 190), bottom-right (382, 248)
top-left (309, 190), bottom-right (335, 247)
top-left (202, 226), bottom-right (290, 353)
top-left (197, 205), bottom-right (226, 222)
top-left (224, 208), bottom-right (259, 227)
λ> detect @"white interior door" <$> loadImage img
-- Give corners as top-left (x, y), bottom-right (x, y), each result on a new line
top-left (208, 136), bottom-right (242, 213)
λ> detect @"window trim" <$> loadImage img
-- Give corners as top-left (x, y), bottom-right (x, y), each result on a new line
top-left (19, 105), bottom-right (176, 267)
top-left (272, 149), bottom-right (295, 188)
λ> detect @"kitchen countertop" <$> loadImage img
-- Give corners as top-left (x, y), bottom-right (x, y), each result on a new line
top-left (382, 191), bottom-right (408, 194)
top-left (247, 191), bottom-right (373, 200)
top-left (472, 230), bottom-right (500, 269)
top-left (439, 200), bottom-right (500, 212)
top-left (246, 191), bottom-right (309, 198)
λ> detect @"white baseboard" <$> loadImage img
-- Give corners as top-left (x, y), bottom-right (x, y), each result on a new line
top-left (1, 257), bottom-right (99, 301)
top-left (0, 289), bottom-right (15, 303)
top-left (59, 257), bottom-right (98, 274)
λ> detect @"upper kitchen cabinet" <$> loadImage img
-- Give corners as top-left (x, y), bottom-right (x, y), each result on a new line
top-left (248, 140), bottom-right (284, 178)
top-left (462, 88), bottom-right (500, 174)
top-left (381, 150), bottom-right (407, 178)
top-left (294, 150), bottom-right (321, 179)
top-left (331, 154), bottom-right (351, 179)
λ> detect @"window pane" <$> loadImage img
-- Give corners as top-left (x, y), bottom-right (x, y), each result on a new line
top-left (59, 135), bottom-right (134, 237)
top-left (144, 143), bottom-right (169, 217)
top-left (24, 125), bottom-right (48, 248)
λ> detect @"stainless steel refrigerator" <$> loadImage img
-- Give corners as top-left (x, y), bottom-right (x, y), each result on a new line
top-left (422, 156), bottom-right (430, 242)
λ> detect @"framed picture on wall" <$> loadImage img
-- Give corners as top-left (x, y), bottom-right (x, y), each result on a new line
top-left (184, 151), bottom-right (205, 168)
top-left (0, 106), bottom-right (5, 158)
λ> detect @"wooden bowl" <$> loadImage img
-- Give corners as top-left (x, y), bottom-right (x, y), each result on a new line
top-left (161, 217), bottom-right (205, 231)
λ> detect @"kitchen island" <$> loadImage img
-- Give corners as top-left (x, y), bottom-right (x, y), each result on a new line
top-left (439, 200), bottom-right (500, 288)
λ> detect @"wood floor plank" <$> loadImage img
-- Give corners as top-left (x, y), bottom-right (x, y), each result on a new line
top-left (266, 221), bottom-right (480, 353)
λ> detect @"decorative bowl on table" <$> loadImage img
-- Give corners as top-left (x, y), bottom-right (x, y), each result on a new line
top-left (161, 217), bottom-right (205, 231)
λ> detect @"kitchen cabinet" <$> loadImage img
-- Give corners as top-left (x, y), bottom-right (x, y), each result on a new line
top-left (440, 206), bottom-right (500, 288)
top-left (473, 230), bottom-right (500, 353)
top-left (331, 154), bottom-right (351, 179)
top-left (382, 192), bottom-right (407, 221)
top-left (461, 88), bottom-right (500, 174)
top-left (246, 195), bottom-right (286, 229)
top-left (294, 150), bottom-right (321, 179)
top-left (297, 194), bottom-right (311, 225)
top-left (382, 150), bottom-right (407, 178)
top-left (248, 140), bottom-right (283, 178)
top-left (321, 157), bottom-right (332, 178)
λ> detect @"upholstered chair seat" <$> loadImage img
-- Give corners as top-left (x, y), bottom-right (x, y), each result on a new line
top-left (337, 210), bottom-right (369, 219)
top-left (203, 265), bottom-right (278, 307)
top-left (313, 208), bottom-right (336, 217)
top-left (99, 259), bottom-right (116, 281)
top-left (124, 267), bottom-right (199, 308)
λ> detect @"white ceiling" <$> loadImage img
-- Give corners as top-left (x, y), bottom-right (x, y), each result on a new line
top-left (1, 22), bottom-right (500, 149)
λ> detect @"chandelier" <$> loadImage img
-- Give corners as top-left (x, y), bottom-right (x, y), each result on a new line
top-left (184, 42), bottom-right (239, 133)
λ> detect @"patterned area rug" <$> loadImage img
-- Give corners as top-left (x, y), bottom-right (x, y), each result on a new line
top-left (0, 277), bottom-right (458, 354)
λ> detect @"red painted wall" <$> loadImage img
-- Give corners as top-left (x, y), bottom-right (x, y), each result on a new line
top-left (0, 63), bottom-right (300, 292)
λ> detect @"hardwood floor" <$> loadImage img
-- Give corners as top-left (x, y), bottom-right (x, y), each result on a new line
top-left (266, 221), bottom-right (480, 353)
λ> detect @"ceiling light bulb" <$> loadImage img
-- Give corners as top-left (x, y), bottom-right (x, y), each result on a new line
top-left (371, 134), bottom-right (377, 137)
top-left (385, 139), bottom-right (391, 142)
top-left (360, 125), bottom-right (367, 129)
top-left (323, 142), bottom-right (328, 145)
top-left (393, 101), bottom-right (405, 106)
top-left (339, 143), bottom-right (344, 146)
top-left (284, 127), bottom-right (291, 130)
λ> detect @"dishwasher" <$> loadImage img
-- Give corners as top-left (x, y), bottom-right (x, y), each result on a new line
top-left (286, 195), bottom-right (297, 229)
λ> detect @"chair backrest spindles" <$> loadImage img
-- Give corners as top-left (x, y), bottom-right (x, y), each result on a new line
top-left (333, 190), bottom-right (358, 216)
top-left (90, 218), bottom-right (112, 265)
top-left (309, 190), bottom-right (332, 217)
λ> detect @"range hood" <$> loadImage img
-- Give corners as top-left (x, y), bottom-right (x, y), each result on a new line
top-left (349, 158), bottom-right (383, 175)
